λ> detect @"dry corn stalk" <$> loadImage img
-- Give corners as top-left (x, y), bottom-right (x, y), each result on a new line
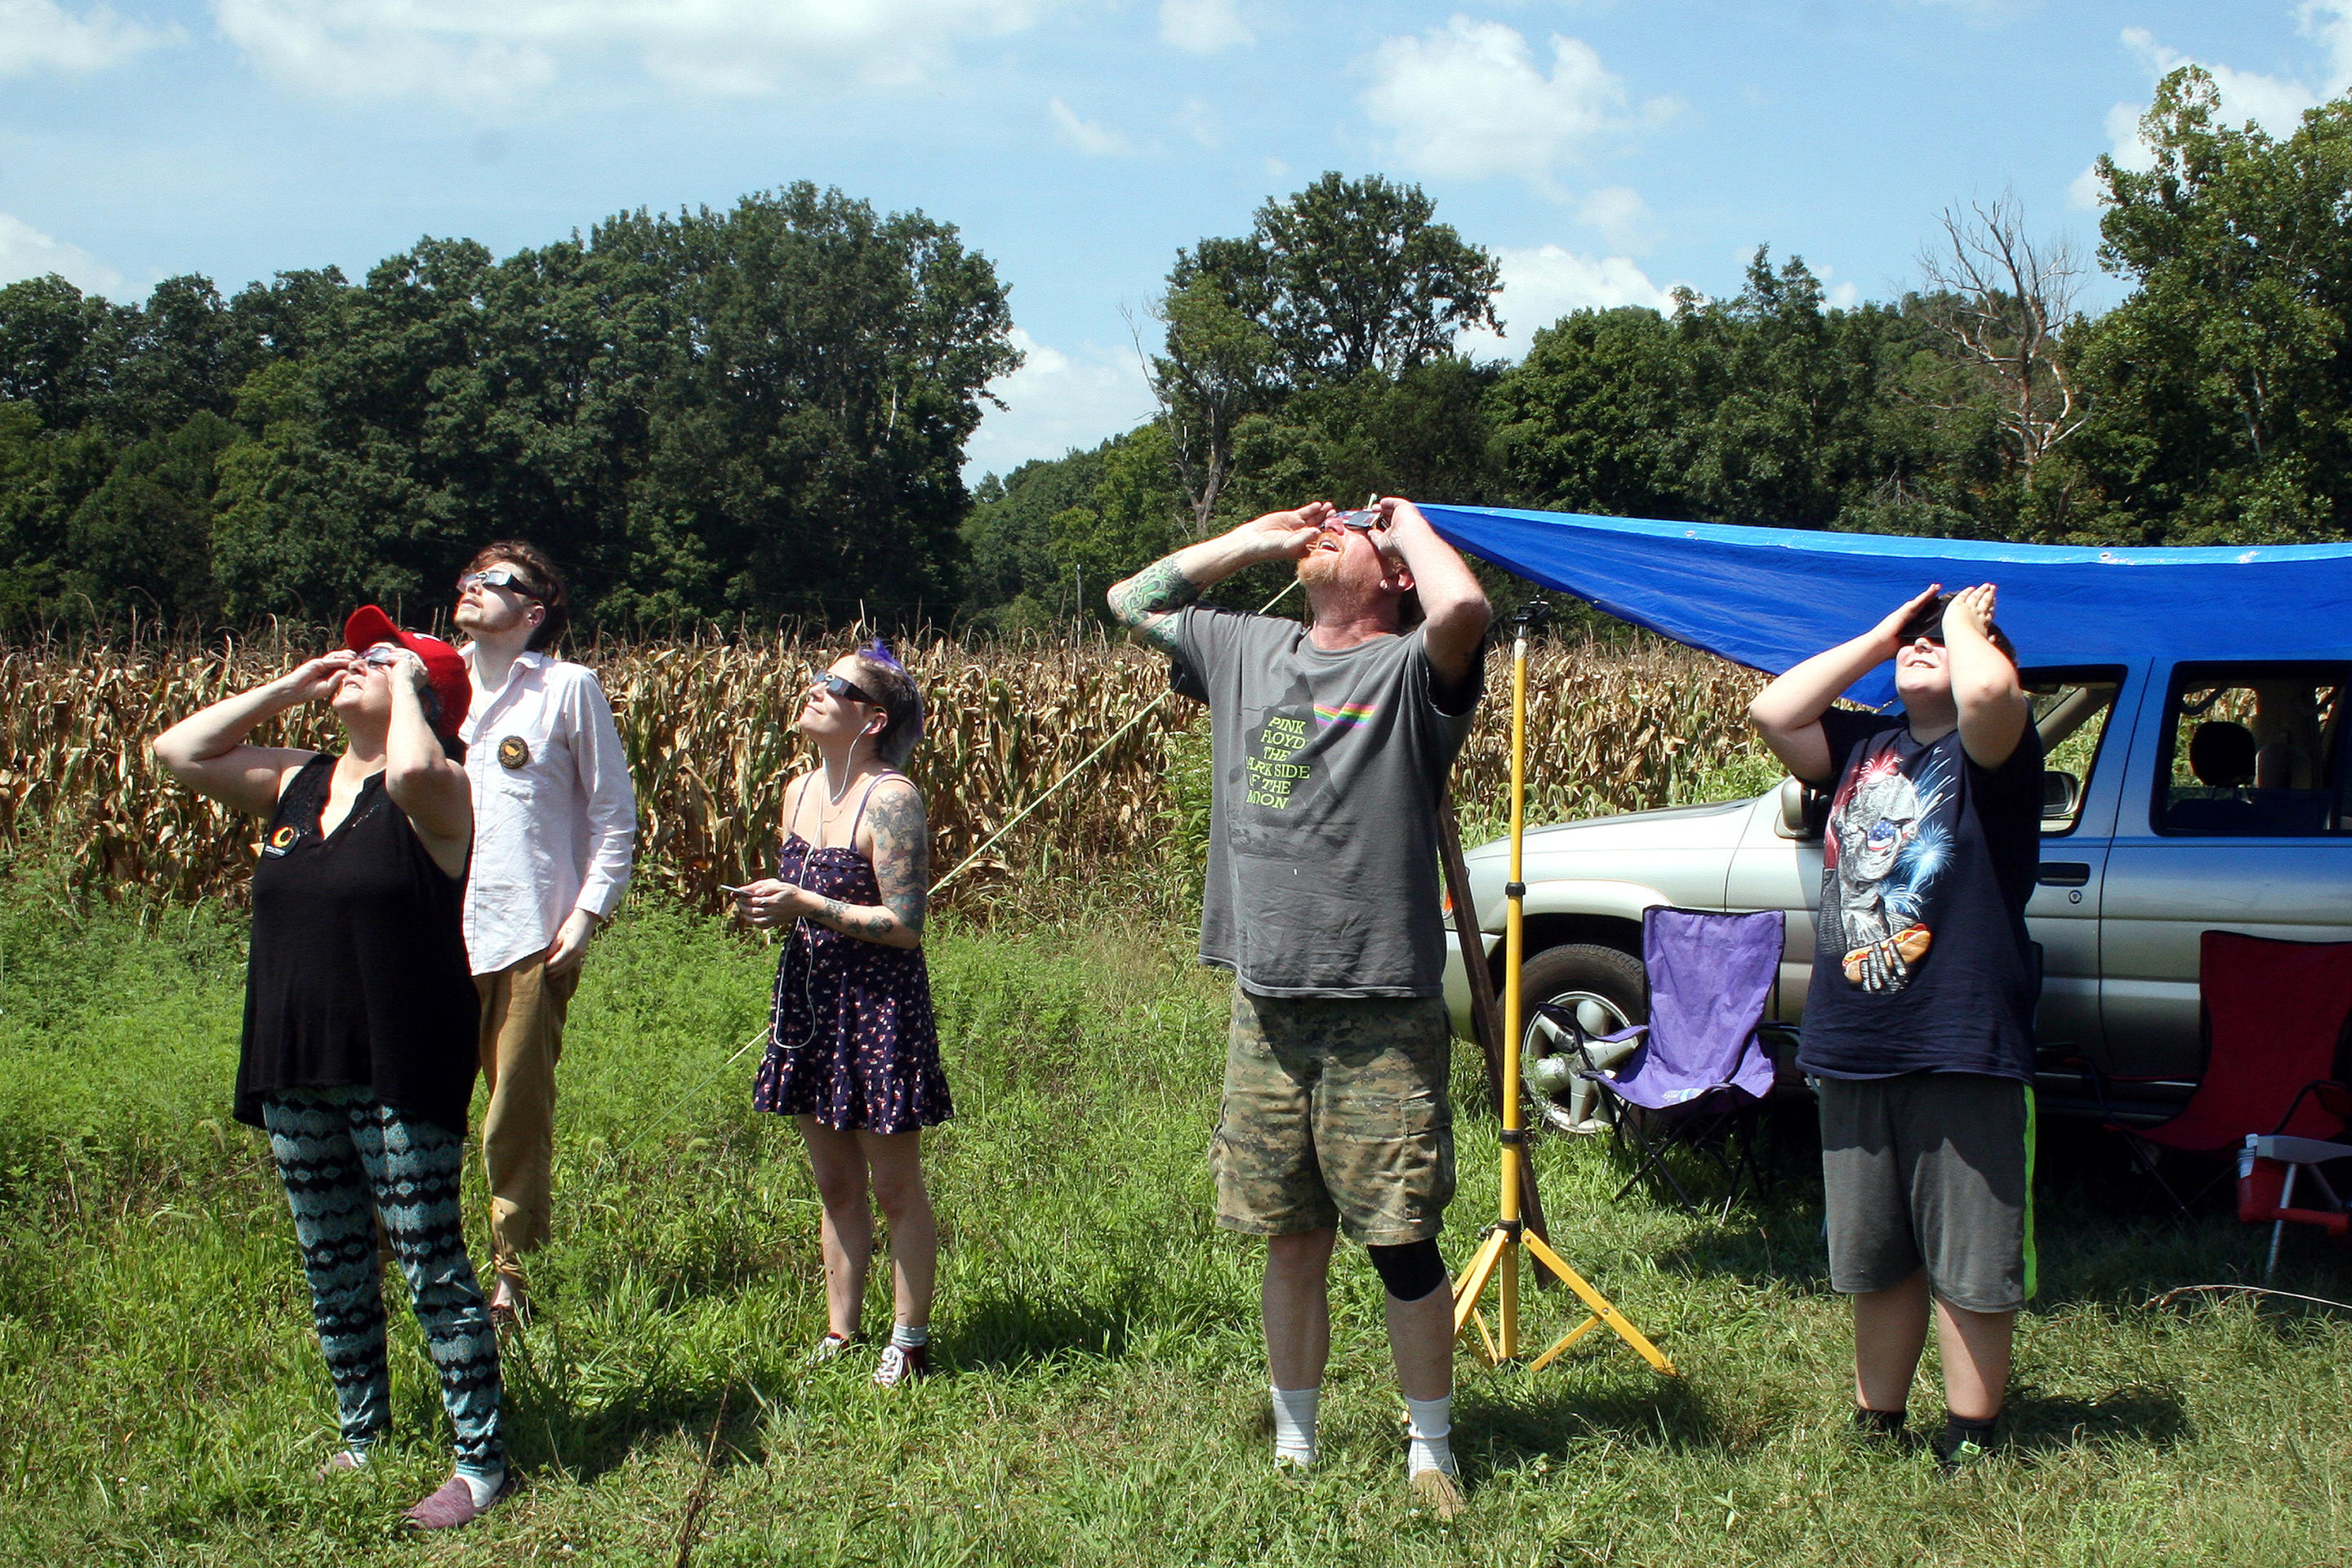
top-left (0, 626), bottom-right (1770, 912)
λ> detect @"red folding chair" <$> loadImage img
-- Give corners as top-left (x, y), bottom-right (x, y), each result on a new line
top-left (2237, 1097), bottom-right (2352, 1278)
top-left (2085, 931), bottom-right (2352, 1210)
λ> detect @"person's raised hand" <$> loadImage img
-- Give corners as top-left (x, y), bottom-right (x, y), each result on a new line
top-left (1231, 501), bottom-right (1332, 564)
top-left (1869, 584), bottom-right (1944, 657)
top-left (1943, 582), bottom-right (1998, 642)
top-left (283, 652), bottom-right (358, 705)
top-left (386, 646), bottom-right (432, 695)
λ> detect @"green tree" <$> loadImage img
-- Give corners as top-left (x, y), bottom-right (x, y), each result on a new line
top-left (1486, 305), bottom-right (1689, 517)
top-left (205, 185), bottom-right (1020, 628)
top-left (1222, 357), bottom-right (1506, 522)
top-left (960, 425), bottom-right (1184, 630)
top-left (0, 276), bottom-right (109, 430)
top-left (611, 185), bottom-right (1019, 624)
top-left (1151, 270), bottom-right (1280, 530)
top-left (2069, 66), bottom-right (2352, 543)
top-left (1151, 173), bottom-right (1500, 530)
top-left (1246, 172), bottom-right (1500, 382)
top-left (58, 411), bottom-right (237, 623)
top-left (1490, 252), bottom-right (1944, 532)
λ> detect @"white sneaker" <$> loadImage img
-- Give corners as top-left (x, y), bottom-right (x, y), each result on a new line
top-left (873, 1343), bottom-right (931, 1387)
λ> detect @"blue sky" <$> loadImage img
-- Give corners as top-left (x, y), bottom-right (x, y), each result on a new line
top-left (3, 1), bottom-right (2347, 481)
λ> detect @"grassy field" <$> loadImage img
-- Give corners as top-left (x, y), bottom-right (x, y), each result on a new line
top-left (3, 875), bottom-right (2350, 1567)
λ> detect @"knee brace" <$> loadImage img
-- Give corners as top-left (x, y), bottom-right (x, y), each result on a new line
top-left (1366, 1238), bottom-right (1447, 1302)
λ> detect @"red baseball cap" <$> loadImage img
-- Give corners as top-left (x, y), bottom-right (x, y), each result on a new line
top-left (343, 604), bottom-right (470, 736)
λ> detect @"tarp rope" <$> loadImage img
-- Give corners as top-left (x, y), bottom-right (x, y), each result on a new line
top-left (622, 580), bottom-right (1298, 1153)
top-left (2143, 1283), bottom-right (2352, 1315)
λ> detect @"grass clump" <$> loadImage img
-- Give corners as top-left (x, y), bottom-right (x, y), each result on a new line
top-left (2, 885), bottom-right (2349, 1566)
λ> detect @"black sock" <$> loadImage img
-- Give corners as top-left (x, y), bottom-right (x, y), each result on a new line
top-left (1937, 1412), bottom-right (1997, 1458)
top-left (1853, 1405), bottom-right (1908, 1439)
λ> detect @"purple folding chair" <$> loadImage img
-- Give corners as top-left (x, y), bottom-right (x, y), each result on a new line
top-left (1544, 906), bottom-right (1785, 1219)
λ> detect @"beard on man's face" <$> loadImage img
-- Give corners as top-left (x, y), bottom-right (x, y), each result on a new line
top-left (1294, 546), bottom-right (1344, 586)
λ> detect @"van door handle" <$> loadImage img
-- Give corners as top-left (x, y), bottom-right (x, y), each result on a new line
top-left (2037, 862), bottom-right (2091, 887)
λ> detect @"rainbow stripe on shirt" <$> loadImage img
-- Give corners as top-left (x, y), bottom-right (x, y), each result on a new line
top-left (1313, 701), bottom-right (1378, 729)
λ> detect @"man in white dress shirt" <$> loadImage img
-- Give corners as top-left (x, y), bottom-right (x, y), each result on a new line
top-left (451, 541), bottom-right (638, 1327)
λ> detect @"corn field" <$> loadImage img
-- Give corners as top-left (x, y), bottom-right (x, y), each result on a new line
top-left (0, 627), bottom-right (1772, 914)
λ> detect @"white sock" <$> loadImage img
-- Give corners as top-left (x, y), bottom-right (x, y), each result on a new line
top-left (1405, 1394), bottom-right (1454, 1477)
top-left (1271, 1385), bottom-right (1320, 1468)
top-left (457, 1464), bottom-right (505, 1508)
top-left (892, 1323), bottom-right (929, 1350)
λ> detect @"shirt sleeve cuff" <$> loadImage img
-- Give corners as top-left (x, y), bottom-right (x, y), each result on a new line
top-left (575, 879), bottom-right (629, 921)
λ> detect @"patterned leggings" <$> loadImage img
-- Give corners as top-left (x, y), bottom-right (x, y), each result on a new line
top-left (261, 1089), bottom-right (502, 1474)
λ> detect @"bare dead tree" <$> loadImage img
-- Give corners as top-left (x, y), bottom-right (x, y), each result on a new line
top-left (1918, 190), bottom-right (2089, 486)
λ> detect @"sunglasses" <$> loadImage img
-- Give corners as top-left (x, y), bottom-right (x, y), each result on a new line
top-left (815, 671), bottom-right (877, 706)
top-left (457, 567), bottom-right (542, 600)
top-left (1333, 509), bottom-right (1384, 531)
top-left (358, 645), bottom-right (405, 669)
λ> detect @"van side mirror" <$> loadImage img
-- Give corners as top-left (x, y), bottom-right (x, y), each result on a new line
top-left (1775, 776), bottom-right (1828, 840)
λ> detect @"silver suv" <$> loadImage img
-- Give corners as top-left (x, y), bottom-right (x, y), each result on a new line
top-left (1443, 657), bottom-right (2352, 1120)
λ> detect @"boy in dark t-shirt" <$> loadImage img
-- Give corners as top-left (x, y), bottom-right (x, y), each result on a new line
top-left (1749, 583), bottom-right (2041, 1472)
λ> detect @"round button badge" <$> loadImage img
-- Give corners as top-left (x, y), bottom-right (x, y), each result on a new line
top-left (497, 735), bottom-right (531, 769)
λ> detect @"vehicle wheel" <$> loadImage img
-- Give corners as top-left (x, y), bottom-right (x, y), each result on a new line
top-left (1513, 942), bottom-right (1647, 1137)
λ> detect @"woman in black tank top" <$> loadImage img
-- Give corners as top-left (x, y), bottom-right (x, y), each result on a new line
top-left (153, 608), bottom-right (510, 1530)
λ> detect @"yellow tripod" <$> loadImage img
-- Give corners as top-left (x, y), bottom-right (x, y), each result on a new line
top-left (1451, 602), bottom-right (1679, 1377)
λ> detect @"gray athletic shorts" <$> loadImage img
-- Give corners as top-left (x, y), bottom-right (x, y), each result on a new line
top-left (1817, 1072), bottom-right (2038, 1314)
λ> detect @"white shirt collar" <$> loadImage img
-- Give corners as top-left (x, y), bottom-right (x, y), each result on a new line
top-left (463, 644), bottom-right (550, 675)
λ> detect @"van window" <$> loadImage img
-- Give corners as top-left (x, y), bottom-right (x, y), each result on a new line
top-left (2027, 670), bottom-right (2123, 835)
top-left (2154, 663), bottom-right (2348, 836)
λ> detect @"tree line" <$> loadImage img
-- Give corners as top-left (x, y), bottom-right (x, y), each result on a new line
top-left (0, 184), bottom-right (1017, 630)
top-left (4, 66), bottom-right (2347, 638)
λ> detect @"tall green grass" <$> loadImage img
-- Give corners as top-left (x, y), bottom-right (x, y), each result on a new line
top-left (2, 882), bottom-right (2349, 1566)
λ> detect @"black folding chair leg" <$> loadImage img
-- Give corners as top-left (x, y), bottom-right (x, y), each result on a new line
top-left (2120, 1134), bottom-right (2194, 1215)
top-left (1609, 1103), bottom-right (1701, 1213)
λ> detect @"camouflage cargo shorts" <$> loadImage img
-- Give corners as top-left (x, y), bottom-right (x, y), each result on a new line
top-left (1210, 987), bottom-right (1455, 1245)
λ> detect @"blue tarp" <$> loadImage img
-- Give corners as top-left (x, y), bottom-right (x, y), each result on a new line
top-left (1421, 504), bottom-right (2352, 707)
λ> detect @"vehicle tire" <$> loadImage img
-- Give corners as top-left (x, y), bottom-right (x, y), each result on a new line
top-left (1513, 942), bottom-right (1647, 1136)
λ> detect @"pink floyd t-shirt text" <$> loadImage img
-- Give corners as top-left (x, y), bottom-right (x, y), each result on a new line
top-left (1171, 606), bottom-right (1480, 999)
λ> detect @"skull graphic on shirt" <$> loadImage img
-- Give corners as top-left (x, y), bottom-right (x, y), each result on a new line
top-left (1820, 739), bottom-right (1958, 992)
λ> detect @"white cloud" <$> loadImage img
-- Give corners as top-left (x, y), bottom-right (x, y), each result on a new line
top-left (964, 327), bottom-right (1156, 480)
top-left (2073, 3), bottom-right (2352, 207)
top-left (1812, 261), bottom-right (1862, 310)
top-left (0, 0), bottom-right (174, 76)
top-left (1356, 16), bottom-right (1667, 194)
top-left (1158, 0), bottom-right (1249, 54)
top-left (1049, 96), bottom-right (1133, 156)
top-left (211, 0), bottom-right (1046, 105)
top-left (1456, 243), bottom-right (1675, 360)
top-left (1579, 185), bottom-right (1656, 253)
top-left (0, 212), bottom-right (130, 296)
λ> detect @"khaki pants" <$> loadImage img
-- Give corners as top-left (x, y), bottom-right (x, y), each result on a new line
top-left (475, 954), bottom-right (579, 1288)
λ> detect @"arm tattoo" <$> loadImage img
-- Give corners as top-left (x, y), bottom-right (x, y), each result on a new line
top-left (1107, 557), bottom-right (1201, 654)
top-left (866, 783), bottom-right (930, 938)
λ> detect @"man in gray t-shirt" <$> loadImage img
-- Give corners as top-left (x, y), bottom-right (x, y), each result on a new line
top-left (1109, 496), bottom-right (1488, 1513)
